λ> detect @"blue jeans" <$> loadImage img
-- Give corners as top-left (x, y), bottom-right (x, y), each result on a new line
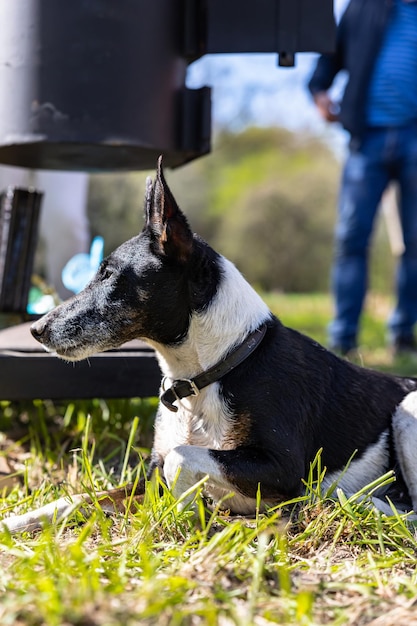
top-left (329, 124), bottom-right (417, 349)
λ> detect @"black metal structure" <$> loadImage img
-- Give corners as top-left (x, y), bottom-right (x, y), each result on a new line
top-left (184, 0), bottom-right (336, 67)
top-left (0, 188), bottom-right (42, 313)
top-left (0, 0), bottom-right (335, 172)
top-left (0, 0), bottom-right (211, 171)
top-left (0, 0), bottom-right (335, 400)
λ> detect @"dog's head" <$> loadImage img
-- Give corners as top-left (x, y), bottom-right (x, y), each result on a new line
top-left (31, 157), bottom-right (221, 360)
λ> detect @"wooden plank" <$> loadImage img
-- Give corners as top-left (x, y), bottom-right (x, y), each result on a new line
top-left (0, 322), bottom-right (161, 400)
top-left (0, 350), bottom-right (161, 400)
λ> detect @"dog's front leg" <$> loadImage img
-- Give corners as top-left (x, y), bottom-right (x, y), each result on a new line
top-left (393, 390), bottom-right (417, 512)
top-left (164, 445), bottom-right (300, 515)
top-left (164, 446), bottom-right (230, 511)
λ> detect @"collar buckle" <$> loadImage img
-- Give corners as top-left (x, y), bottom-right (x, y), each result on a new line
top-left (175, 378), bottom-right (200, 399)
top-left (160, 377), bottom-right (200, 412)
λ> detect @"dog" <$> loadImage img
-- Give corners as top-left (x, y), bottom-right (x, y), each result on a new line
top-left (4, 156), bottom-right (417, 533)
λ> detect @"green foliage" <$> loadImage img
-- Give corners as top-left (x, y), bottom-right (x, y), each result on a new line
top-left (88, 172), bottom-right (149, 256)
top-left (172, 127), bottom-right (340, 292)
top-left (87, 126), bottom-right (396, 294)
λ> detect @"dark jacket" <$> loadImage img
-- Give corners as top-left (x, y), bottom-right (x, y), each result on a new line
top-left (308, 0), bottom-right (393, 140)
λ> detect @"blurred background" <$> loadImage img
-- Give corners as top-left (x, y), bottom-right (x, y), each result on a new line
top-left (85, 0), bottom-right (394, 298)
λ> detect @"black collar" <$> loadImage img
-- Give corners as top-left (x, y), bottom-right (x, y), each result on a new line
top-left (160, 323), bottom-right (268, 412)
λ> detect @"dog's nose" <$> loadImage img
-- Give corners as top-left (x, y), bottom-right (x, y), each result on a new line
top-left (30, 318), bottom-right (47, 341)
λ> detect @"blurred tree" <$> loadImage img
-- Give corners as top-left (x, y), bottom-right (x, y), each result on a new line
top-left (87, 126), bottom-right (395, 293)
top-left (88, 172), bottom-right (149, 256)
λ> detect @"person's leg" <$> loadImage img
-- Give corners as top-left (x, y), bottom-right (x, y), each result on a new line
top-left (36, 170), bottom-right (90, 300)
top-left (329, 132), bottom-right (389, 352)
top-left (388, 124), bottom-right (417, 348)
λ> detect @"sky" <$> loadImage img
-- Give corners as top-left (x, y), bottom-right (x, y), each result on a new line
top-left (186, 0), bottom-right (349, 155)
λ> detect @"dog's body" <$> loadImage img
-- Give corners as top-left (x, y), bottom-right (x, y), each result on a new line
top-left (4, 158), bottom-right (417, 533)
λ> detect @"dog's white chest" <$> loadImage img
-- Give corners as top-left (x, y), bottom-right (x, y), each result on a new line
top-left (154, 384), bottom-right (234, 459)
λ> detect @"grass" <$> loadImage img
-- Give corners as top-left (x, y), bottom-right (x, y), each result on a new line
top-left (1, 292), bottom-right (417, 625)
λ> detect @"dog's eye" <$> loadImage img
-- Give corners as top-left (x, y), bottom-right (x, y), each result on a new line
top-left (101, 267), bottom-right (113, 281)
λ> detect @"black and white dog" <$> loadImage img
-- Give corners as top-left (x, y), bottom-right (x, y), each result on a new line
top-left (4, 157), bottom-right (417, 533)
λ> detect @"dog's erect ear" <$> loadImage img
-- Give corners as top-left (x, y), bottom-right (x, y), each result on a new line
top-left (144, 156), bottom-right (193, 263)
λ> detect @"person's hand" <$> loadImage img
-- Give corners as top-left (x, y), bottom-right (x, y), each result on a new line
top-left (313, 92), bottom-right (340, 122)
